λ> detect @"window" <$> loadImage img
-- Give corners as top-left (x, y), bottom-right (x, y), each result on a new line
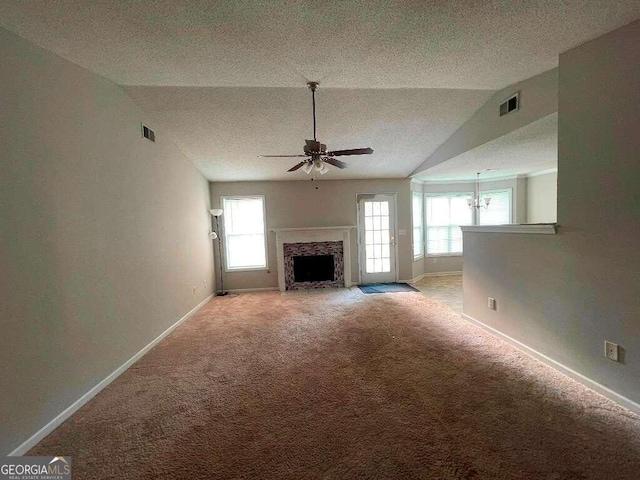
top-left (221, 196), bottom-right (267, 270)
top-left (425, 194), bottom-right (472, 255)
top-left (412, 192), bottom-right (424, 259)
top-left (423, 188), bottom-right (512, 255)
top-left (479, 189), bottom-right (512, 225)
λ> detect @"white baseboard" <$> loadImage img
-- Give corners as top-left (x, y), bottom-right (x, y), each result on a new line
top-left (402, 271), bottom-right (462, 284)
top-left (462, 313), bottom-right (640, 416)
top-left (9, 294), bottom-right (213, 456)
top-left (225, 287), bottom-right (279, 293)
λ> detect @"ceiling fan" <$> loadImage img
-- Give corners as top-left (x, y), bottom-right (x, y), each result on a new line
top-left (258, 82), bottom-right (374, 174)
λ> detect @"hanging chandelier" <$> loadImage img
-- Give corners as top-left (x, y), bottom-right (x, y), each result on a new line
top-left (468, 172), bottom-right (491, 210)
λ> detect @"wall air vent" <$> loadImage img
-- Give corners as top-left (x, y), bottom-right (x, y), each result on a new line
top-left (499, 92), bottom-right (519, 116)
top-left (142, 124), bottom-right (155, 142)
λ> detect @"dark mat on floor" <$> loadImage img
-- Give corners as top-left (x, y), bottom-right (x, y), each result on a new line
top-left (358, 282), bottom-right (420, 294)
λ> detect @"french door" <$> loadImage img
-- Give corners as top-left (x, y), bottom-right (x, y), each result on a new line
top-left (358, 194), bottom-right (397, 284)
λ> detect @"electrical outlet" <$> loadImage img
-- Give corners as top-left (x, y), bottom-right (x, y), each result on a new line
top-left (192, 286), bottom-right (197, 295)
top-left (203, 280), bottom-right (207, 287)
top-left (605, 341), bottom-right (619, 362)
top-left (488, 297), bottom-right (497, 311)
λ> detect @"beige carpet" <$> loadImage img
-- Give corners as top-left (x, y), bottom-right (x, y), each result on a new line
top-left (30, 289), bottom-right (640, 479)
top-left (414, 275), bottom-right (463, 313)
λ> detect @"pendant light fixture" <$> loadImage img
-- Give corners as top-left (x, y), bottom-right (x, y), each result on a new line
top-left (468, 172), bottom-right (491, 210)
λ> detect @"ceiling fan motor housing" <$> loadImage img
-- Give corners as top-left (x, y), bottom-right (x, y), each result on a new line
top-left (304, 140), bottom-right (326, 155)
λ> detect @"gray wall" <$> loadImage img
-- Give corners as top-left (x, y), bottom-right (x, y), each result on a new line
top-left (527, 171), bottom-right (558, 223)
top-left (0, 27), bottom-right (214, 454)
top-left (210, 179), bottom-right (412, 289)
top-left (412, 68), bottom-right (558, 175)
top-left (463, 21), bottom-right (640, 404)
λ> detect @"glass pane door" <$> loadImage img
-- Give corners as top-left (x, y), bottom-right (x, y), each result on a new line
top-left (359, 195), bottom-right (396, 284)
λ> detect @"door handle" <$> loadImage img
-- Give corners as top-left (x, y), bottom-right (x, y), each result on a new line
top-left (390, 236), bottom-right (396, 246)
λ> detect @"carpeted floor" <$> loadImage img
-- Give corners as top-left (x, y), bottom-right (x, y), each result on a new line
top-left (30, 289), bottom-right (640, 479)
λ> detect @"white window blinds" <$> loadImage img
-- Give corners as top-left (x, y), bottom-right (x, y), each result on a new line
top-left (479, 189), bottom-right (512, 225)
top-left (425, 195), bottom-right (472, 255)
top-left (412, 193), bottom-right (424, 259)
top-left (222, 196), bottom-right (267, 270)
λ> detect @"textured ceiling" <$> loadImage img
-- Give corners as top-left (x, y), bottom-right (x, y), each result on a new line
top-left (125, 86), bottom-right (493, 181)
top-left (0, 2), bottom-right (636, 181)
top-left (1, 1), bottom-right (638, 89)
top-left (415, 113), bottom-right (558, 182)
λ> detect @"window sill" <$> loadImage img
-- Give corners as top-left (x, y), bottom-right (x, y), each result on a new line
top-left (225, 266), bottom-right (269, 273)
top-left (460, 223), bottom-right (557, 235)
top-left (426, 253), bottom-right (463, 258)
top-left (413, 255), bottom-right (424, 261)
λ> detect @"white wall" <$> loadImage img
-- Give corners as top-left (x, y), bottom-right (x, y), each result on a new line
top-left (463, 21), bottom-right (640, 405)
top-left (0, 27), bottom-right (214, 454)
top-left (210, 179), bottom-right (412, 289)
top-left (527, 171), bottom-right (558, 223)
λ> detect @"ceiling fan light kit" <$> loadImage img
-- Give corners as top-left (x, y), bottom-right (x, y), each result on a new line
top-left (258, 81), bottom-right (374, 175)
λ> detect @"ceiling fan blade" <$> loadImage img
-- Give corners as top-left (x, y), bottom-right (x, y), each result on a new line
top-left (323, 157), bottom-right (348, 169)
top-left (258, 154), bottom-right (308, 158)
top-left (326, 147), bottom-right (373, 157)
top-left (287, 161), bottom-right (308, 172)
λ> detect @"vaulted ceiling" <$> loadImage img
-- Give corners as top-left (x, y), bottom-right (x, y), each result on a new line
top-left (1, 1), bottom-right (638, 180)
top-left (124, 86), bottom-right (493, 181)
top-left (414, 113), bottom-right (558, 182)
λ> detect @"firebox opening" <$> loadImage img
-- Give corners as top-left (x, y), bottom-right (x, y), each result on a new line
top-left (293, 255), bottom-right (335, 283)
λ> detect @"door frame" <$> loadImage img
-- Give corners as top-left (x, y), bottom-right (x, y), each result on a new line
top-left (355, 192), bottom-right (399, 285)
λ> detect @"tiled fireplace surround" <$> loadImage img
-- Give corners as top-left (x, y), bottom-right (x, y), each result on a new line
top-left (271, 226), bottom-right (355, 292)
top-left (284, 241), bottom-right (344, 290)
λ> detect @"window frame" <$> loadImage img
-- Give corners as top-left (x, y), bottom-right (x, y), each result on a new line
top-left (220, 195), bottom-right (268, 272)
top-left (424, 191), bottom-right (473, 257)
top-left (411, 191), bottom-right (424, 260)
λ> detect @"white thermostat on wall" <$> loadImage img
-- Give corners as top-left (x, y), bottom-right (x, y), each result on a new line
top-left (398, 229), bottom-right (407, 236)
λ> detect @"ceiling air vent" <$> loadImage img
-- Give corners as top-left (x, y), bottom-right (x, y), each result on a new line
top-left (142, 124), bottom-right (155, 142)
top-left (499, 92), bottom-right (519, 116)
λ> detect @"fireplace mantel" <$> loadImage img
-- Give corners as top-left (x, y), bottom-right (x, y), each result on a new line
top-left (270, 226), bottom-right (356, 292)
top-left (270, 226), bottom-right (356, 233)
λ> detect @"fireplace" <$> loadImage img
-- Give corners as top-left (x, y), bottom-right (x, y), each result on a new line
top-left (283, 241), bottom-right (343, 290)
top-left (293, 255), bottom-right (335, 282)
top-left (271, 226), bottom-right (355, 292)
